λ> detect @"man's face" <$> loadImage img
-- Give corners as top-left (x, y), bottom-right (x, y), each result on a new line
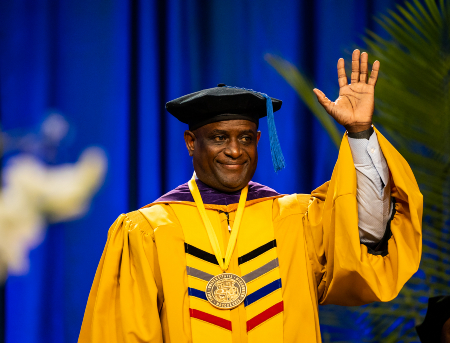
top-left (184, 119), bottom-right (261, 192)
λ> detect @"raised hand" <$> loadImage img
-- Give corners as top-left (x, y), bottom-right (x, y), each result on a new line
top-left (313, 49), bottom-right (380, 133)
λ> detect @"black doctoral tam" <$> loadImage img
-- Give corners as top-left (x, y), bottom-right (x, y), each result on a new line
top-left (166, 84), bottom-right (285, 173)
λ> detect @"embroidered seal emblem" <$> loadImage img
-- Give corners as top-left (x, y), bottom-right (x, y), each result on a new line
top-left (205, 273), bottom-right (247, 309)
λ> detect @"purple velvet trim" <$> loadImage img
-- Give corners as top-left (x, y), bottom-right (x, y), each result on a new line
top-left (153, 179), bottom-right (280, 205)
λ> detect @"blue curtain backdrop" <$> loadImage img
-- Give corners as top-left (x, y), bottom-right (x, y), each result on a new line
top-left (0, 0), bottom-right (403, 342)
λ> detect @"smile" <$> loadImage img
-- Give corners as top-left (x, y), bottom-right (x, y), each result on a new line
top-left (217, 162), bottom-right (247, 170)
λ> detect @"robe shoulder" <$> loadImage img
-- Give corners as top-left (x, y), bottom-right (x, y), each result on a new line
top-left (122, 209), bottom-right (154, 235)
top-left (272, 194), bottom-right (308, 221)
top-left (138, 203), bottom-right (180, 232)
top-left (100, 205), bottom-right (182, 245)
top-left (271, 183), bottom-right (329, 222)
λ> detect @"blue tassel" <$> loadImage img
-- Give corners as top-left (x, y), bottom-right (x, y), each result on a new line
top-left (263, 94), bottom-right (285, 172)
top-left (226, 86), bottom-right (285, 172)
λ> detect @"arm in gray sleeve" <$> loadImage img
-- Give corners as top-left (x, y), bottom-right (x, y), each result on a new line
top-left (347, 128), bottom-right (393, 245)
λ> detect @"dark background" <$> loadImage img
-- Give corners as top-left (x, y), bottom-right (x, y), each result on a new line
top-left (0, 0), bottom-right (405, 342)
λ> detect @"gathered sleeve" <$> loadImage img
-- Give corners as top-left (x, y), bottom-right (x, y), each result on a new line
top-left (303, 128), bottom-right (423, 306)
top-left (78, 211), bottom-right (164, 343)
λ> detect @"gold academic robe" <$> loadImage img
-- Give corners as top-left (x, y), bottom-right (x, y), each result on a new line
top-left (78, 129), bottom-right (423, 343)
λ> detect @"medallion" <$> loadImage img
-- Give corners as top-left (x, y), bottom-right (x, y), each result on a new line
top-left (205, 273), bottom-right (247, 309)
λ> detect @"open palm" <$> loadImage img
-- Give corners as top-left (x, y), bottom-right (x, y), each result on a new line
top-left (313, 50), bottom-right (380, 133)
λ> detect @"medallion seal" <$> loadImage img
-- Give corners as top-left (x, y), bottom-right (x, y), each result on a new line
top-left (205, 273), bottom-right (247, 309)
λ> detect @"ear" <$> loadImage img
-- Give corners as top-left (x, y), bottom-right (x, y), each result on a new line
top-left (184, 130), bottom-right (196, 157)
top-left (256, 130), bottom-right (261, 146)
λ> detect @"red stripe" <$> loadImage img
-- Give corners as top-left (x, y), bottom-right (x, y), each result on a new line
top-left (246, 301), bottom-right (284, 332)
top-left (189, 308), bottom-right (232, 331)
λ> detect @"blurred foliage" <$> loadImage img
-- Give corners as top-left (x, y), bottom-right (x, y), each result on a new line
top-left (267, 0), bottom-right (450, 341)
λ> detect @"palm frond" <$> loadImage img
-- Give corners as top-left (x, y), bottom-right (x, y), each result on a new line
top-left (264, 54), bottom-right (342, 148)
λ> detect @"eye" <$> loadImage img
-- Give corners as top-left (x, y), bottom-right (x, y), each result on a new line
top-left (214, 135), bottom-right (226, 141)
top-left (240, 136), bottom-right (252, 143)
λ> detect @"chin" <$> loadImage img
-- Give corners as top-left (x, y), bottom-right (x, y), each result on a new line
top-left (217, 173), bottom-right (251, 192)
top-left (221, 180), bottom-right (246, 192)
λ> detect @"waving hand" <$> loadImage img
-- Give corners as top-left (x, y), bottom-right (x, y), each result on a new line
top-left (313, 49), bottom-right (380, 133)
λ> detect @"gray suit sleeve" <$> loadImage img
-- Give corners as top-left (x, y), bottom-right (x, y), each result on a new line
top-left (347, 130), bottom-right (393, 244)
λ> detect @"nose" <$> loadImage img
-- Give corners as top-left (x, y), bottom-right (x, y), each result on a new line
top-left (224, 138), bottom-right (242, 159)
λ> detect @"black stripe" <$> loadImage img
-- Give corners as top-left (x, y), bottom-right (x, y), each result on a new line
top-left (238, 240), bottom-right (277, 265)
top-left (184, 243), bottom-right (219, 265)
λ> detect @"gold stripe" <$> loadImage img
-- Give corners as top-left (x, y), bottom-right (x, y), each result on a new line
top-left (188, 275), bottom-right (208, 291)
top-left (246, 268), bottom-right (280, 294)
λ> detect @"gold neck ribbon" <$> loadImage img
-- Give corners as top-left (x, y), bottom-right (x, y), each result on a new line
top-left (188, 174), bottom-right (248, 272)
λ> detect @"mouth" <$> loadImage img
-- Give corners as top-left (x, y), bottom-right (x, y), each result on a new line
top-left (217, 161), bottom-right (248, 170)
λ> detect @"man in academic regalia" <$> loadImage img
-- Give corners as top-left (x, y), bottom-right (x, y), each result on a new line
top-left (78, 50), bottom-right (422, 343)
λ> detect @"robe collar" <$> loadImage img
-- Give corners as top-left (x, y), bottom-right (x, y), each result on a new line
top-left (153, 179), bottom-right (280, 206)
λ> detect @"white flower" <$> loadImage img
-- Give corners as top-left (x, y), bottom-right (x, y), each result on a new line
top-left (0, 147), bottom-right (107, 279)
top-left (0, 188), bottom-right (44, 278)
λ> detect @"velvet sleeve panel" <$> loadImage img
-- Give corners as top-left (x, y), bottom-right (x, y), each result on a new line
top-left (78, 210), bottom-right (164, 343)
top-left (303, 129), bottom-right (422, 306)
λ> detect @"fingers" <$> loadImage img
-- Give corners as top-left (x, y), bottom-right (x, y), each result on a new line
top-left (351, 49), bottom-right (361, 84)
top-left (360, 52), bottom-right (368, 83)
top-left (313, 88), bottom-right (333, 113)
top-left (368, 60), bottom-right (380, 86)
top-left (336, 50), bottom-right (379, 88)
top-left (337, 58), bottom-right (347, 88)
